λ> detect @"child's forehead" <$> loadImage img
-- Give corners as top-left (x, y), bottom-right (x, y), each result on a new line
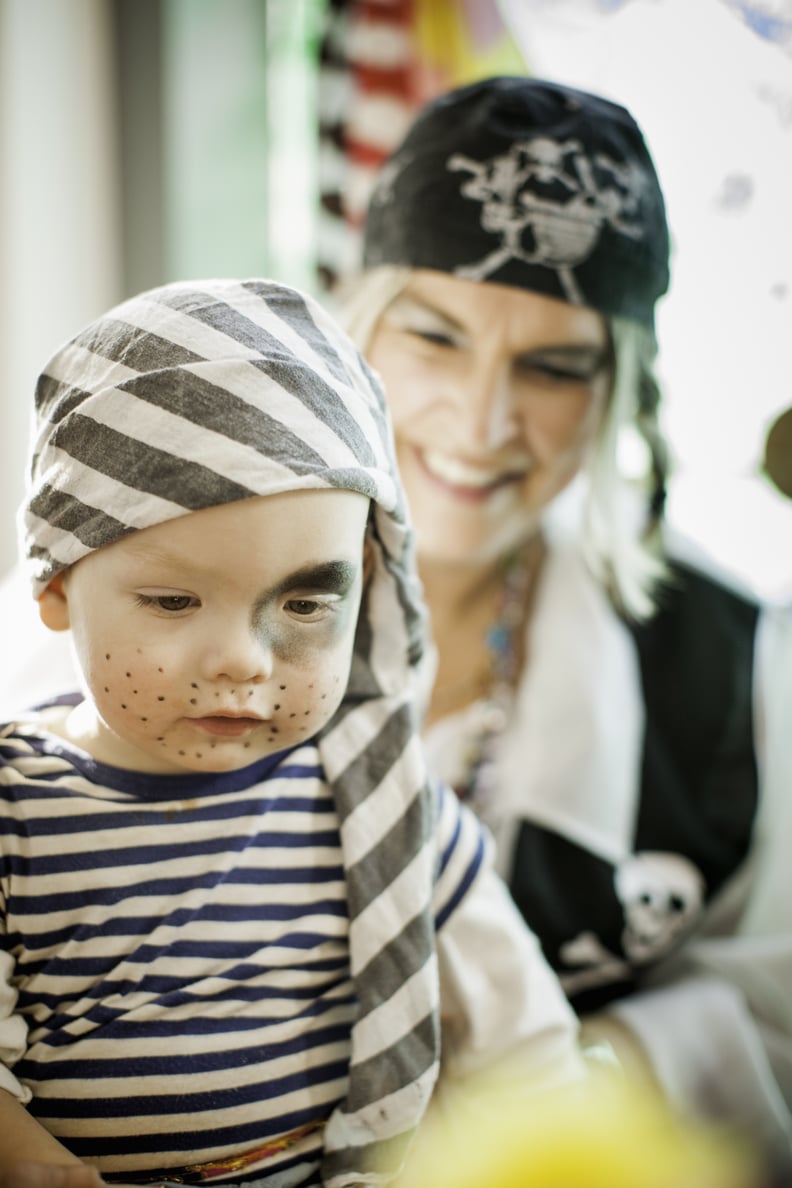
top-left (102, 490), bottom-right (371, 571)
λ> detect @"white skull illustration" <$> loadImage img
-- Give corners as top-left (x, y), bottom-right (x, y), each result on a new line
top-left (447, 137), bottom-right (647, 301)
top-left (615, 851), bottom-right (705, 964)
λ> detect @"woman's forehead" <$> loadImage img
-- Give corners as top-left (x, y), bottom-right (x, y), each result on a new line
top-left (389, 269), bottom-right (610, 348)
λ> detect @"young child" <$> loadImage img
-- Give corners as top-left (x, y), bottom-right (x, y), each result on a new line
top-left (0, 279), bottom-right (584, 1188)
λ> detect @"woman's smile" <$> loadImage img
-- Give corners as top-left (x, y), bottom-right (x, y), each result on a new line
top-left (416, 446), bottom-right (533, 499)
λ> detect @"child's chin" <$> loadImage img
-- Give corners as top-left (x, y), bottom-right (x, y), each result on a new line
top-left (111, 738), bottom-right (277, 777)
top-left (167, 737), bottom-right (296, 775)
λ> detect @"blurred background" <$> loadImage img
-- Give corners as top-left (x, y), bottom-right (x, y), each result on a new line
top-left (1, 0), bottom-right (791, 599)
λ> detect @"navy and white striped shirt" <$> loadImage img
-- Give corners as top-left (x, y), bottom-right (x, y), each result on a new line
top-left (0, 714), bottom-right (484, 1183)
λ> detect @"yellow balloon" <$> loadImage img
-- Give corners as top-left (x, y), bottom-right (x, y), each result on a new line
top-left (398, 1070), bottom-right (759, 1188)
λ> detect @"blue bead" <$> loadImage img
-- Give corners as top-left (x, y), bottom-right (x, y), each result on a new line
top-left (487, 625), bottom-right (510, 653)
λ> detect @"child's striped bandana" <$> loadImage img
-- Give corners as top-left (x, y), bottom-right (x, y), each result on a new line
top-left (21, 278), bottom-right (442, 1185)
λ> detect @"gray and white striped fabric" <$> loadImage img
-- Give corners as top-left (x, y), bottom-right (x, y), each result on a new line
top-left (20, 278), bottom-right (442, 1185)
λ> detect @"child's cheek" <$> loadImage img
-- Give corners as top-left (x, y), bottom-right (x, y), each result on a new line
top-left (90, 645), bottom-right (181, 734)
top-left (263, 599), bottom-right (359, 669)
top-left (267, 617), bottom-right (356, 720)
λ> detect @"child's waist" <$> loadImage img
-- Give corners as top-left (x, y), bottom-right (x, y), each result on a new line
top-left (20, 1038), bottom-right (350, 1178)
top-left (101, 1120), bottom-right (327, 1185)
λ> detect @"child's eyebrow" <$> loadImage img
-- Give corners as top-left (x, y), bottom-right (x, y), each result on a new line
top-left (123, 547), bottom-right (360, 596)
top-left (270, 560), bottom-right (359, 597)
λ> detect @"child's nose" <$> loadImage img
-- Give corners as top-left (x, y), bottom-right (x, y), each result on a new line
top-left (200, 619), bottom-right (274, 684)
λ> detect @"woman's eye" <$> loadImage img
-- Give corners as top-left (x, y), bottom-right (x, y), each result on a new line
top-left (532, 363), bottom-right (591, 383)
top-left (516, 352), bottom-right (608, 385)
top-left (413, 329), bottom-right (459, 349)
top-left (136, 594), bottom-right (198, 613)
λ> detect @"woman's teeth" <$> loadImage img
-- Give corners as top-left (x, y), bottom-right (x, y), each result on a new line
top-left (422, 450), bottom-right (516, 488)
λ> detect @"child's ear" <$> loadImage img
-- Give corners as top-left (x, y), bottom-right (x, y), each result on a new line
top-left (37, 572), bottom-right (71, 632)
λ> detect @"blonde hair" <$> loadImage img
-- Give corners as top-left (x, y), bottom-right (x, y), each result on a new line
top-left (335, 266), bottom-right (669, 620)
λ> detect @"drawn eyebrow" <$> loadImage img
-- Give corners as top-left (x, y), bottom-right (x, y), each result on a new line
top-left (124, 550), bottom-right (360, 605)
top-left (269, 560), bottom-right (359, 599)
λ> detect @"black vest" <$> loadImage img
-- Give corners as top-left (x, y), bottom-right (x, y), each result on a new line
top-left (508, 562), bottom-right (760, 1011)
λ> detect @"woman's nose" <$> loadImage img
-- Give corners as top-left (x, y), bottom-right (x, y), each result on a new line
top-left (200, 617), bottom-right (274, 684)
top-left (458, 362), bottom-right (519, 451)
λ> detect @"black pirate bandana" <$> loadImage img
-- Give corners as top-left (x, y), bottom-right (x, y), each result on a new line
top-left (363, 76), bottom-right (670, 330)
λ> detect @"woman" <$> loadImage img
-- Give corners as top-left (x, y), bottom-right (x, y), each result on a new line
top-left (337, 76), bottom-right (792, 1153)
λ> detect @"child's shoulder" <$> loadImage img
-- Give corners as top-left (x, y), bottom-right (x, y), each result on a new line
top-left (2, 696), bottom-right (76, 746)
top-left (0, 701), bottom-right (83, 784)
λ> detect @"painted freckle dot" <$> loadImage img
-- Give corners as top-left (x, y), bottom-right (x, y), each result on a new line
top-left (178, 750), bottom-right (186, 756)
top-left (190, 699), bottom-right (197, 706)
top-left (196, 752), bottom-right (203, 759)
top-left (104, 686), bottom-right (109, 693)
top-left (243, 742), bottom-right (251, 749)
top-left (141, 717), bottom-right (148, 722)
top-left (121, 704), bottom-right (127, 710)
top-left (274, 704), bottom-right (281, 711)
top-left (289, 713), bottom-right (296, 718)
top-left (191, 683), bottom-right (198, 689)
top-left (158, 696), bottom-right (165, 702)
top-left (279, 685), bottom-right (286, 691)
top-left (126, 672), bottom-right (131, 678)
top-left (158, 667), bottom-right (164, 673)
top-left (271, 726), bottom-right (279, 734)
top-left (105, 654), bottom-right (111, 661)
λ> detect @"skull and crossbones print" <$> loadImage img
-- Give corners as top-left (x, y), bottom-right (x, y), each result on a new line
top-left (559, 851), bottom-right (706, 996)
top-left (447, 137), bottom-right (649, 302)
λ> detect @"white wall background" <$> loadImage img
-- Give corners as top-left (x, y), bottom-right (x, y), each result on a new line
top-left (0, 0), bottom-right (321, 586)
top-left (0, 0), bottom-right (123, 578)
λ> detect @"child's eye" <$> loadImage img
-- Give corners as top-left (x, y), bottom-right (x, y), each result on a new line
top-left (136, 594), bottom-right (199, 613)
top-left (284, 597), bottom-right (336, 621)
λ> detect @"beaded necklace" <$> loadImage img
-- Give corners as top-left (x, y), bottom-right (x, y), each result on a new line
top-left (452, 540), bottom-right (542, 808)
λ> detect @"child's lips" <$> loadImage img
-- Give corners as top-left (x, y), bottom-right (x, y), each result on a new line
top-left (189, 715), bottom-right (265, 737)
